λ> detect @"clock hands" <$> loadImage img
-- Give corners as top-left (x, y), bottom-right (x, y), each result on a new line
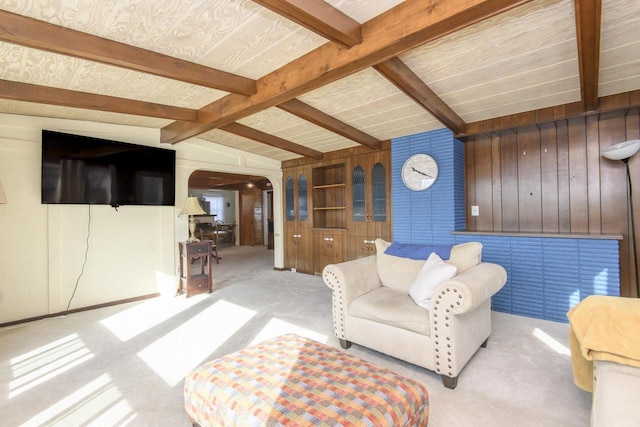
top-left (411, 166), bottom-right (433, 179)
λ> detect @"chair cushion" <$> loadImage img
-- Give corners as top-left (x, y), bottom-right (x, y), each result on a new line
top-left (447, 242), bottom-right (483, 273)
top-left (375, 239), bottom-right (425, 292)
top-left (350, 287), bottom-right (430, 336)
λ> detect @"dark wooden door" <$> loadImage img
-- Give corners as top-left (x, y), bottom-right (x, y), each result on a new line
top-left (240, 191), bottom-right (255, 246)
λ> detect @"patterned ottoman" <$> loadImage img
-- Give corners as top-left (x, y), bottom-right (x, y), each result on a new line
top-left (184, 334), bottom-right (429, 426)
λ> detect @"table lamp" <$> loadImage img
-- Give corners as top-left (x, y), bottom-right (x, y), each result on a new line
top-left (180, 196), bottom-right (206, 242)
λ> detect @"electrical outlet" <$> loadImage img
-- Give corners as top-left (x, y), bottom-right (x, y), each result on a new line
top-left (471, 205), bottom-right (480, 216)
top-left (291, 268), bottom-right (297, 273)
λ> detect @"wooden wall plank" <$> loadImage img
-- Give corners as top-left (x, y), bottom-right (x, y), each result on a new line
top-left (501, 130), bottom-right (519, 232)
top-left (474, 135), bottom-right (493, 231)
top-left (517, 126), bottom-right (542, 232)
top-left (586, 114), bottom-right (602, 234)
top-left (465, 139), bottom-right (477, 230)
top-left (491, 134), bottom-right (503, 231)
top-left (568, 117), bottom-right (589, 233)
top-left (556, 120), bottom-right (571, 232)
top-left (540, 122), bottom-right (559, 232)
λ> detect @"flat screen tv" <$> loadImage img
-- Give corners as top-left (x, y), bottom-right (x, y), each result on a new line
top-left (42, 130), bottom-right (176, 207)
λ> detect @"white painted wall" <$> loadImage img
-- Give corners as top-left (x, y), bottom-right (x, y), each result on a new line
top-left (0, 114), bottom-right (283, 324)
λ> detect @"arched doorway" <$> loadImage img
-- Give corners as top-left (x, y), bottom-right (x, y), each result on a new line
top-left (187, 170), bottom-right (274, 248)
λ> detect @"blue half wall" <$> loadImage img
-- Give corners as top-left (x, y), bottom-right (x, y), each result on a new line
top-left (391, 129), bottom-right (620, 323)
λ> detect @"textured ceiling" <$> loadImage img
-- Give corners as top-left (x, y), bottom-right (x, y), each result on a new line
top-left (0, 0), bottom-right (638, 162)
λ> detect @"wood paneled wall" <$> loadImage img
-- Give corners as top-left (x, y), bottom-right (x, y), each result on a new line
top-left (465, 108), bottom-right (640, 297)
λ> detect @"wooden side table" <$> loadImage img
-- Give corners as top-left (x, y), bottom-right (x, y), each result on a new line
top-left (179, 241), bottom-right (213, 298)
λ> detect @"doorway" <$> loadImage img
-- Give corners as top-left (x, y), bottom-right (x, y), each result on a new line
top-left (188, 170), bottom-right (273, 249)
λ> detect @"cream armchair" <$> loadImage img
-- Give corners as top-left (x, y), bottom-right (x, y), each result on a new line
top-left (322, 239), bottom-right (507, 389)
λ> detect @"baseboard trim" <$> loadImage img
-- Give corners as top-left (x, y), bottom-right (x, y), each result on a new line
top-left (273, 267), bottom-right (289, 271)
top-left (0, 293), bottom-right (160, 328)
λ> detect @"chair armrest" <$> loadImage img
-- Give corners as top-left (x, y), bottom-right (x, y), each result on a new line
top-left (430, 262), bottom-right (507, 379)
top-left (322, 256), bottom-right (382, 341)
top-left (322, 256), bottom-right (382, 304)
top-left (433, 262), bottom-right (507, 315)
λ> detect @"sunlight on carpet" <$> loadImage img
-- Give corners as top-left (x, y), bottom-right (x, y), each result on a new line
top-left (136, 299), bottom-right (256, 386)
top-left (100, 294), bottom-right (205, 341)
top-left (10, 334), bottom-right (94, 399)
top-left (249, 317), bottom-right (328, 346)
top-left (19, 373), bottom-right (136, 427)
top-left (533, 327), bottom-right (571, 355)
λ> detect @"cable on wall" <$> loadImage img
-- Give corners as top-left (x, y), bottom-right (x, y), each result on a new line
top-left (65, 204), bottom-right (92, 313)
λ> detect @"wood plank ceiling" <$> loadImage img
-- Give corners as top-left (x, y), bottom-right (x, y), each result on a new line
top-left (0, 0), bottom-right (638, 161)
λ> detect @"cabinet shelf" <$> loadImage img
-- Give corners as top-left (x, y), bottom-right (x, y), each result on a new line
top-left (312, 163), bottom-right (347, 229)
top-left (314, 206), bottom-right (346, 211)
top-left (313, 183), bottom-right (346, 189)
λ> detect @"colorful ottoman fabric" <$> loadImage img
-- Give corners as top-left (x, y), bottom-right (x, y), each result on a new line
top-left (184, 334), bottom-right (429, 426)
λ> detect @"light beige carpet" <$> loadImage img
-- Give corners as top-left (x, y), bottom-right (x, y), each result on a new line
top-left (0, 246), bottom-right (591, 426)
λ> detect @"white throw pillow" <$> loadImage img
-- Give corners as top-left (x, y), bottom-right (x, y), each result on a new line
top-left (409, 252), bottom-right (457, 309)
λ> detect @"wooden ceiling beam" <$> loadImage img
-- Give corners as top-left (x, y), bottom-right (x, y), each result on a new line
top-left (0, 79), bottom-right (197, 121)
top-left (220, 122), bottom-right (323, 159)
top-left (457, 90), bottom-right (640, 138)
top-left (162, 0), bottom-right (533, 144)
top-left (277, 99), bottom-right (381, 149)
top-left (252, 0), bottom-right (362, 48)
top-left (375, 57), bottom-right (466, 134)
top-left (0, 10), bottom-right (256, 96)
top-left (574, 0), bottom-right (602, 112)
top-left (189, 170), bottom-right (271, 191)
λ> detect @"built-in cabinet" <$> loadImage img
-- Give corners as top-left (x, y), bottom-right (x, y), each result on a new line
top-left (347, 152), bottom-right (392, 260)
top-left (284, 166), bottom-right (314, 273)
top-left (283, 143), bottom-right (391, 274)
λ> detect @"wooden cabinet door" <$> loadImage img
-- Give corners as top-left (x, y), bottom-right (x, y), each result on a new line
top-left (283, 166), bottom-right (313, 273)
top-left (313, 229), bottom-right (345, 274)
top-left (347, 150), bottom-right (391, 259)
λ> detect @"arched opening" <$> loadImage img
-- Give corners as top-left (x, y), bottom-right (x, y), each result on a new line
top-left (187, 170), bottom-right (274, 258)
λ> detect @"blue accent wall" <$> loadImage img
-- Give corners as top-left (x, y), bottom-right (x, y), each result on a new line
top-left (392, 129), bottom-right (465, 243)
top-left (391, 129), bottom-right (620, 322)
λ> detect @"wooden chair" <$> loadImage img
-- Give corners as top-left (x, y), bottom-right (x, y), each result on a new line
top-left (197, 224), bottom-right (219, 264)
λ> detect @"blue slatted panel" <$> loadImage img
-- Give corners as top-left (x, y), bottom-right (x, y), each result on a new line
top-left (392, 129), bottom-right (620, 323)
top-left (510, 238), bottom-right (545, 319)
top-left (452, 235), bottom-right (620, 322)
top-left (478, 236), bottom-right (513, 313)
top-left (578, 239), bottom-right (620, 297)
top-left (543, 239), bottom-right (581, 322)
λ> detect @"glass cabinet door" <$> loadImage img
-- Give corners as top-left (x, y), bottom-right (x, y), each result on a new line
top-left (298, 174), bottom-right (308, 221)
top-left (352, 166), bottom-right (366, 222)
top-left (285, 176), bottom-right (295, 221)
top-left (371, 162), bottom-right (386, 222)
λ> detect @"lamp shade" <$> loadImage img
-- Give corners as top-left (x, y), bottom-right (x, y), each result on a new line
top-left (179, 197), bottom-right (206, 216)
top-left (0, 180), bottom-right (7, 204)
top-left (602, 139), bottom-right (640, 161)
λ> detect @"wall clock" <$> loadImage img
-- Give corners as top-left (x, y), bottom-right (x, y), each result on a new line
top-left (401, 153), bottom-right (438, 191)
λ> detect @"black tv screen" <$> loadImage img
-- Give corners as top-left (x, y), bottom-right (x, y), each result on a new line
top-left (42, 130), bottom-right (176, 206)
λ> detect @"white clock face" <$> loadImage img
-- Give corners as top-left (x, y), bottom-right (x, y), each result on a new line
top-left (401, 154), bottom-right (438, 191)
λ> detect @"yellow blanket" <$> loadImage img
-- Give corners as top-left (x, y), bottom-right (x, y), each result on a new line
top-left (567, 295), bottom-right (640, 392)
